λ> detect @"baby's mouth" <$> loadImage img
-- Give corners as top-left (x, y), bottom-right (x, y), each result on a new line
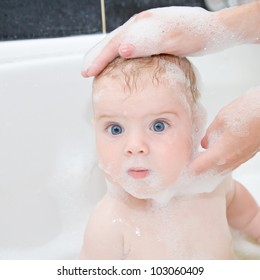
top-left (127, 168), bottom-right (150, 179)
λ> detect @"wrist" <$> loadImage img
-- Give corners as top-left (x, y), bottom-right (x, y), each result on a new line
top-left (216, 1), bottom-right (260, 44)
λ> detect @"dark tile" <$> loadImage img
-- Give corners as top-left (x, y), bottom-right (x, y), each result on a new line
top-left (105, 0), bottom-right (206, 32)
top-left (0, 0), bottom-right (102, 41)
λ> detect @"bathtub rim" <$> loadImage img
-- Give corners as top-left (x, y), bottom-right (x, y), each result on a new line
top-left (0, 34), bottom-right (106, 65)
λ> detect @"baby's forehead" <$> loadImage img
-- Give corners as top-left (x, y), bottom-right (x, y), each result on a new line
top-left (93, 76), bottom-right (193, 118)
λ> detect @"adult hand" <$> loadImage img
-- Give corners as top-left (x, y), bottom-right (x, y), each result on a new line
top-left (82, 2), bottom-right (260, 77)
top-left (81, 7), bottom-right (227, 77)
top-left (190, 87), bottom-right (260, 174)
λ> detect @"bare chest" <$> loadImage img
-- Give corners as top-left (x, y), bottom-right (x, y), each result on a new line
top-left (123, 197), bottom-right (234, 259)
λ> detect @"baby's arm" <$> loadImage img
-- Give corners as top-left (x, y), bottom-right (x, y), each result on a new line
top-left (226, 180), bottom-right (260, 243)
top-left (79, 202), bottom-right (124, 259)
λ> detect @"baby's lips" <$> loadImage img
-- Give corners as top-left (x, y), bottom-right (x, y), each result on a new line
top-left (127, 169), bottom-right (150, 179)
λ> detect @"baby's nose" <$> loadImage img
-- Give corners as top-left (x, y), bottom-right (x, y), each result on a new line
top-left (124, 135), bottom-right (149, 156)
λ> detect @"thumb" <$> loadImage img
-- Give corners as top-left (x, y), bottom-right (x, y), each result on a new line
top-left (201, 116), bottom-right (223, 148)
top-left (189, 148), bottom-right (220, 175)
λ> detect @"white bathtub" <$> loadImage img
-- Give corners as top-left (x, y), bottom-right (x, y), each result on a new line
top-left (0, 35), bottom-right (259, 259)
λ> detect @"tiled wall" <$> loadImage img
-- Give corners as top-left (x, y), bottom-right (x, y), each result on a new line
top-left (105, 0), bottom-right (206, 32)
top-left (0, 0), bottom-right (206, 41)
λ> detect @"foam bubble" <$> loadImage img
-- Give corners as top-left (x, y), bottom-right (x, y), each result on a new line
top-left (191, 10), bottom-right (244, 55)
top-left (122, 6), bottom-right (243, 56)
top-left (191, 101), bottom-right (207, 153)
top-left (159, 59), bottom-right (187, 85)
top-left (92, 89), bottom-right (106, 103)
top-left (221, 87), bottom-right (260, 137)
top-left (216, 158), bottom-right (227, 166)
top-left (231, 228), bottom-right (260, 259)
top-left (100, 154), bottom-right (226, 206)
top-left (118, 159), bottom-right (163, 199)
top-left (121, 15), bottom-right (163, 56)
top-left (98, 158), bottom-right (163, 199)
top-left (208, 130), bottom-right (222, 147)
top-left (83, 6), bottom-right (245, 73)
top-left (150, 165), bottom-right (227, 207)
top-left (120, 170), bottom-right (162, 199)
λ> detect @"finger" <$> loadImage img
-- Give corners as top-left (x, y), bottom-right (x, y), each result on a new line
top-left (118, 42), bottom-right (159, 58)
top-left (81, 30), bottom-right (121, 77)
top-left (201, 116), bottom-right (222, 148)
top-left (200, 136), bottom-right (208, 149)
top-left (189, 148), bottom-right (223, 175)
top-left (118, 43), bottom-right (136, 58)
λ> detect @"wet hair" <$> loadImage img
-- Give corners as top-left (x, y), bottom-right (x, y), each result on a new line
top-left (93, 54), bottom-right (200, 103)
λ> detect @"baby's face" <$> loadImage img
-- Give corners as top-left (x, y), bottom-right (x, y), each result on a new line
top-left (93, 76), bottom-right (193, 199)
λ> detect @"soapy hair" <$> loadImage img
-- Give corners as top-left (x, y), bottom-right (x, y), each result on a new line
top-left (94, 54), bottom-right (200, 103)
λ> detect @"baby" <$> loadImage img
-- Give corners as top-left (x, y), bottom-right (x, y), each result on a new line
top-left (80, 54), bottom-right (260, 259)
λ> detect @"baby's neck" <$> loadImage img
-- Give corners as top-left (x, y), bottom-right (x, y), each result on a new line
top-left (106, 169), bottom-right (227, 207)
top-left (106, 179), bottom-right (178, 211)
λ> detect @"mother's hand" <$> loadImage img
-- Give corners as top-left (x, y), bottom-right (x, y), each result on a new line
top-left (81, 6), bottom-right (231, 77)
top-left (190, 88), bottom-right (260, 174)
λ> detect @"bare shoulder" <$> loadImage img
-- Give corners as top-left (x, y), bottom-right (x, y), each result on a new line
top-left (89, 192), bottom-right (129, 223)
top-left (79, 193), bottom-right (126, 259)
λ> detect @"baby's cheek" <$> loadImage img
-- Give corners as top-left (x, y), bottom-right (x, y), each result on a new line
top-left (97, 156), bottom-right (118, 179)
top-left (97, 144), bottom-right (120, 174)
top-left (159, 140), bottom-right (191, 170)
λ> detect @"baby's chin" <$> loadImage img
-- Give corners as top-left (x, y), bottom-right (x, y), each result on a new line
top-left (122, 184), bottom-right (161, 200)
top-left (109, 167), bottom-right (188, 202)
top-left (106, 171), bottom-right (174, 200)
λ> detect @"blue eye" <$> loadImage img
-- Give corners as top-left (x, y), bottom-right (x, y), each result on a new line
top-left (151, 121), bottom-right (168, 132)
top-left (108, 124), bottom-right (124, 135)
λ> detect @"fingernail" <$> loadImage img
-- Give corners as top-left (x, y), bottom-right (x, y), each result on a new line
top-left (119, 44), bottom-right (134, 58)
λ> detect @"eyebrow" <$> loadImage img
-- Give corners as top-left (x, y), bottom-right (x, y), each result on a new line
top-left (95, 111), bottom-right (178, 120)
top-left (95, 114), bottom-right (119, 120)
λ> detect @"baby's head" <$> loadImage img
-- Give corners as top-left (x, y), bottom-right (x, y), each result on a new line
top-left (92, 54), bottom-right (206, 199)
